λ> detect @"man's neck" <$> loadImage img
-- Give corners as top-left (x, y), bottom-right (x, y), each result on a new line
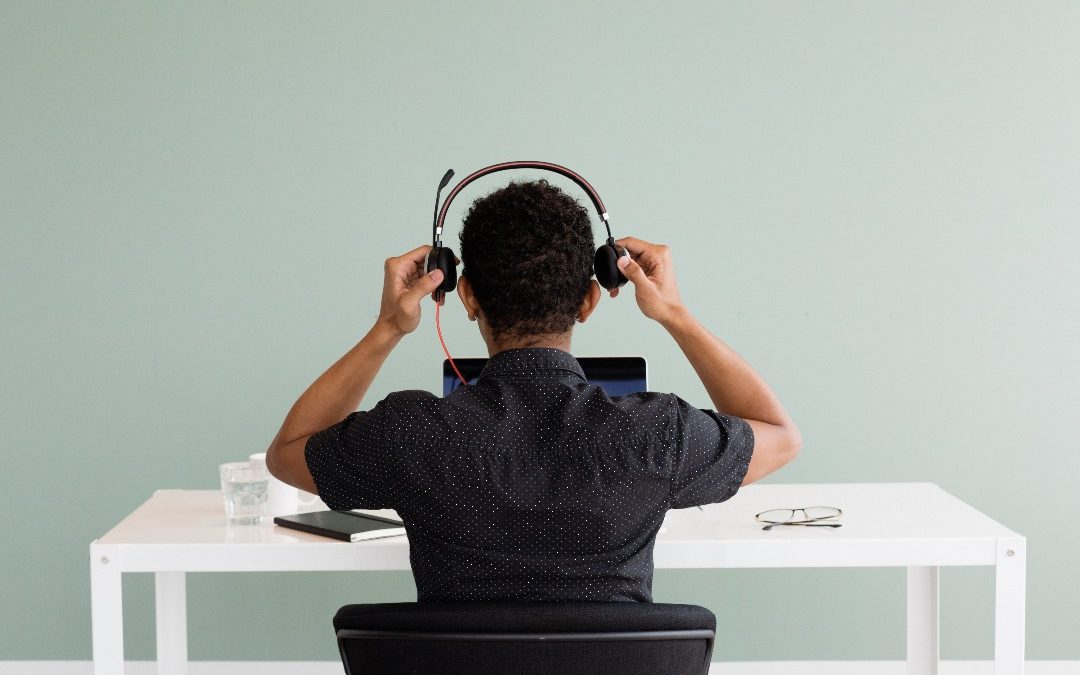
top-left (487, 331), bottom-right (572, 356)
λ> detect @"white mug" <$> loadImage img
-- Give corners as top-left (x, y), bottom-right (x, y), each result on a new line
top-left (248, 453), bottom-right (324, 516)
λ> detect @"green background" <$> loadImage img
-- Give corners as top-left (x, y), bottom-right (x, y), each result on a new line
top-left (2, 0), bottom-right (1077, 663)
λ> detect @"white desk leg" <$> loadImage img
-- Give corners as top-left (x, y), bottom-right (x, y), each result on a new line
top-left (906, 566), bottom-right (939, 675)
top-left (155, 572), bottom-right (188, 675)
top-left (995, 538), bottom-right (1026, 675)
top-left (90, 543), bottom-right (124, 675)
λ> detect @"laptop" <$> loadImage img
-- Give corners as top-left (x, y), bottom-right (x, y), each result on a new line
top-left (443, 356), bottom-right (647, 397)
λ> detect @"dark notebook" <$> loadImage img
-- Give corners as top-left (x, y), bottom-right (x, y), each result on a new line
top-left (273, 511), bottom-right (406, 542)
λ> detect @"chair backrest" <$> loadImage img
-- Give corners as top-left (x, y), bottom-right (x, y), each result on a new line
top-left (334, 601), bottom-right (715, 675)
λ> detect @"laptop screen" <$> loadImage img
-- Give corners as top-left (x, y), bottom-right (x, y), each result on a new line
top-left (443, 356), bottom-right (647, 397)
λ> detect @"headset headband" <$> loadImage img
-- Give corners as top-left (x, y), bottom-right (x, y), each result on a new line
top-left (433, 161), bottom-right (612, 247)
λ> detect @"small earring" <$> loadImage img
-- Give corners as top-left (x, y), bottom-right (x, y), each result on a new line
top-left (469, 315), bottom-right (477, 322)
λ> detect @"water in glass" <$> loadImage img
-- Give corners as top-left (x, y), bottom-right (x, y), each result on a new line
top-left (219, 462), bottom-right (268, 525)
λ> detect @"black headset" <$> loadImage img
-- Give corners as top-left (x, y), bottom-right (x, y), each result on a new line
top-left (426, 161), bottom-right (629, 303)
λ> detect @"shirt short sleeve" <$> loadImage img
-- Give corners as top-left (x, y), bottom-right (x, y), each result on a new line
top-left (304, 401), bottom-right (394, 511)
top-left (669, 396), bottom-right (755, 509)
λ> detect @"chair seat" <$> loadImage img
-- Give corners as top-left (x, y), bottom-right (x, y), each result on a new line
top-left (334, 601), bottom-right (715, 675)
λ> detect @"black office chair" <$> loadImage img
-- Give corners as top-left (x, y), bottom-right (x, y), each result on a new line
top-left (334, 601), bottom-right (715, 675)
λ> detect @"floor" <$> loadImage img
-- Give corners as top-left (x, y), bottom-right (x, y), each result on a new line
top-left (4, 662), bottom-right (1077, 674)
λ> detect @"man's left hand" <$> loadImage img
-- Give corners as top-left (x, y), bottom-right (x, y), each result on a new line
top-left (377, 245), bottom-right (445, 335)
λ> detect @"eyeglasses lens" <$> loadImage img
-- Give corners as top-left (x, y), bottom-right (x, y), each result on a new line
top-left (758, 509), bottom-right (796, 524)
top-left (803, 507), bottom-right (841, 521)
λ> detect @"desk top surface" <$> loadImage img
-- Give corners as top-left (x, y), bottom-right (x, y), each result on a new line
top-left (96, 482), bottom-right (1019, 547)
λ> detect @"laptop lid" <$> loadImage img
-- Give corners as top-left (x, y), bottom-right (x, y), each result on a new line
top-left (443, 356), bottom-right (647, 397)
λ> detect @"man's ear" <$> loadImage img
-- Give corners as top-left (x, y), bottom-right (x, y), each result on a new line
top-left (577, 280), bottom-right (602, 323)
top-left (457, 274), bottom-right (482, 320)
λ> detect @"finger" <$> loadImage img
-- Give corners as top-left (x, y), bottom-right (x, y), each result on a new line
top-left (616, 254), bottom-right (649, 286)
top-left (614, 237), bottom-right (657, 256)
top-left (617, 238), bottom-right (656, 266)
top-left (405, 269), bottom-right (444, 303)
top-left (386, 247), bottom-right (435, 282)
top-left (614, 237), bottom-right (665, 271)
top-left (401, 244), bottom-right (434, 263)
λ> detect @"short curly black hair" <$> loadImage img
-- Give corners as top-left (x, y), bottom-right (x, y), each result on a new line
top-left (459, 179), bottom-right (594, 342)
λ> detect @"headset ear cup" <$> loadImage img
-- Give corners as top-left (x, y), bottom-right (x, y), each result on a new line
top-left (594, 244), bottom-right (628, 290)
top-left (435, 246), bottom-right (458, 292)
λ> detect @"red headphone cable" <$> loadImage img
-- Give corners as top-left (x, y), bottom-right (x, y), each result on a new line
top-left (435, 300), bottom-right (468, 386)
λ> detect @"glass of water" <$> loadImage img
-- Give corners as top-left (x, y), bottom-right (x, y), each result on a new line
top-left (219, 461), bottom-right (269, 525)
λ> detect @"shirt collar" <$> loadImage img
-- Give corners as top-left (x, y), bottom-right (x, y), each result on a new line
top-left (476, 348), bottom-right (587, 383)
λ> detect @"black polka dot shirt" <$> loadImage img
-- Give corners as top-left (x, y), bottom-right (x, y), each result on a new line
top-left (305, 348), bottom-right (754, 603)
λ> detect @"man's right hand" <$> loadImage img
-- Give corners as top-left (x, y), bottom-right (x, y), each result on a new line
top-left (613, 237), bottom-right (687, 327)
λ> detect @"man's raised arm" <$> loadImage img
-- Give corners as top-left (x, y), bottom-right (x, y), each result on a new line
top-left (614, 237), bottom-right (801, 485)
top-left (265, 245), bottom-right (445, 492)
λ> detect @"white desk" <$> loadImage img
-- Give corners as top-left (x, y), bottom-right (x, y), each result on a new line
top-left (90, 482), bottom-right (1025, 675)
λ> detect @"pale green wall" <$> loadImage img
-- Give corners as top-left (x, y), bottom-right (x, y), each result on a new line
top-left (2, 0), bottom-right (1078, 662)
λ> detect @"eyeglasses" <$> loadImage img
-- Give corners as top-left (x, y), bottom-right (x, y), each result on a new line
top-left (755, 506), bottom-right (843, 531)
